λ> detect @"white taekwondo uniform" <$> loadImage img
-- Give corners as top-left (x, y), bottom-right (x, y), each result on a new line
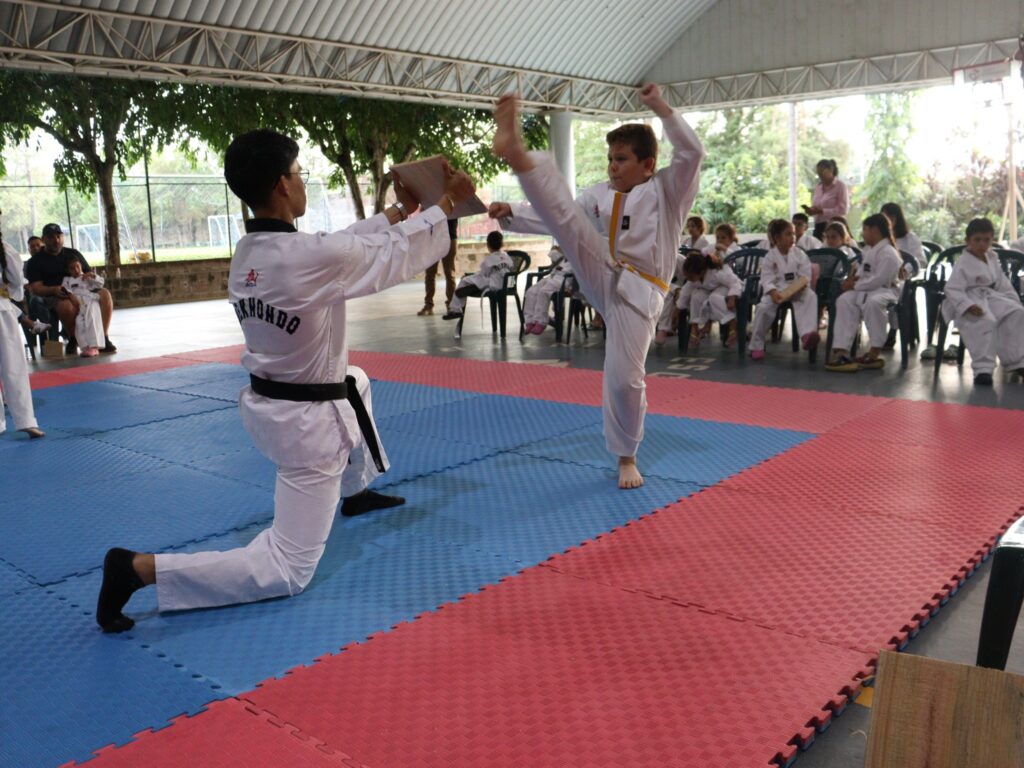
top-left (0, 243), bottom-right (39, 434)
top-left (449, 249), bottom-right (514, 313)
top-left (499, 112), bottom-right (704, 457)
top-left (523, 250), bottom-right (572, 327)
top-left (657, 240), bottom-right (735, 333)
top-left (154, 207), bottom-right (451, 612)
top-left (832, 240), bottom-right (902, 351)
top-left (942, 248), bottom-right (1024, 376)
top-left (750, 246), bottom-right (817, 351)
top-left (895, 232), bottom-right (926, 270)
top-left (61, 273), bottom-right (105, 349)
top-left (676, 262), bottom-right (743, 326)
top-left (797, 232), bottom-right (823, 251)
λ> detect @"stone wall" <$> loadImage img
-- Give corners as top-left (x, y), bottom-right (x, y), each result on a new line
top-left (105, 237), bottom-right (554, 309)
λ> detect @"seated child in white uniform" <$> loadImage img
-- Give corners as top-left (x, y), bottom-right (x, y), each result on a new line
top-left (655, 222), bottom-right (735, 344)
top-left (823, 221), bottom-right (857, 260)
top-left (825, 214), bottom-right (903, 372)
top-left (681, 215), bottom-right (711, 253)
top-left (793, 212), bottom-right (823, 251)
top-left (443, 230), bottom-right (513, 324)
top-left (523, 244), bottom-right (571, 335)
top-left (61, 256), bottom-right (105, 357)
top-left (677, 249), bottom-right (742, 349)
top-left (942, 217), bottom-right (1024, 386)
top-left (750, 219), bottom-right (818, 360)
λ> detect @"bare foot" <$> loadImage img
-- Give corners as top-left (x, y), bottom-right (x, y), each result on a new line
top-left (618, 457), bottom-right (644, 489)
top-left (493, 94), bottom-right (533, 172)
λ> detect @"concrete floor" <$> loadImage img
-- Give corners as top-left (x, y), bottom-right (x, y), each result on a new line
top-left (25, 277), bottom-right (1024, 767)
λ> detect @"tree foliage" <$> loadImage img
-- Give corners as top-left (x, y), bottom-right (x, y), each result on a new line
top-left (0, 72), bottom-right (179, 266)
top-left (858, 92), bottom-right (920, 214)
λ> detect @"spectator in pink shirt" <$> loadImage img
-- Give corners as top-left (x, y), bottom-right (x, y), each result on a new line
top-left (803, 159), bottom-right (849, 239)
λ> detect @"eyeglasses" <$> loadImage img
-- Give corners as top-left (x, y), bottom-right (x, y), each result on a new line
top-left (284, 170), bottom-right (310, 184)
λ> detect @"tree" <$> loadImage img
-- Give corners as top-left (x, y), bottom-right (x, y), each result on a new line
top-left (858, 92), bottom-right (920, 215)
top-left (0, 72), bottom-right (178, 267)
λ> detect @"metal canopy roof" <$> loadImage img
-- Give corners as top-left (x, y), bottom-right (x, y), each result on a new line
top-left (0, 0), bottom-right (1020, 116)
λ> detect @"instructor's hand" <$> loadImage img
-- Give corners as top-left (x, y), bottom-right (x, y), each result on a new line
top-left (488, 202), bottom-right (513, 219)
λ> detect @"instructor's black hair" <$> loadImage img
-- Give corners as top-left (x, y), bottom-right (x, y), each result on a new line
top-left (224, 129), bottom-right (300, 210)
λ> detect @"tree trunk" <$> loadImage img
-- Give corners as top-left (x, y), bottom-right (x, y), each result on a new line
top-left (336, 155), bottom-right (366, 220)
top-left (96, 162), bottom-right (121, 269)
top-left (371, 154), bottom-right (389, 215)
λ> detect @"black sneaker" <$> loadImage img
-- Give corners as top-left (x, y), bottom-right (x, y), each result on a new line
top-left (974, 372), bottom-right (994, 386)
top-left (101, 338), bottom-right (118, 353)
top-left (65, 339), bottom-right (77, 355)
top-left (442, 310), bottom-right (463, 321)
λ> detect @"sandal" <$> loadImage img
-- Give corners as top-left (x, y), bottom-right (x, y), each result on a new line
top-left (724, 330), bottom-right (738, 348)
top-left (825, 355), bottom-right (859, 373)
top-left (855, 354), bottom-right (885, 370)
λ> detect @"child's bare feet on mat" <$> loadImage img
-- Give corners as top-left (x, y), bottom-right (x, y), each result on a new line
top-left (493, 94), bottom-right (533, 172)
top-left (618, 457), bottom-right (644, 489)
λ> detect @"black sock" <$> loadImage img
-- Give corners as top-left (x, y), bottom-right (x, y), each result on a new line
top-left (341, 489), bottom-right (406, 518)
top-left (96, 548), bottom-right (145, 633)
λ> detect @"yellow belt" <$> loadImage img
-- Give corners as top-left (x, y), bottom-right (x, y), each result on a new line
top-left (0, 284), bottom-right (9, 300)
top-left (608, 190), bottom-right (670, 294)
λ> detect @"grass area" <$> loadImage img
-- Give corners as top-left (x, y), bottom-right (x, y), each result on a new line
top-left (124, 245), bottom-right (232, 263)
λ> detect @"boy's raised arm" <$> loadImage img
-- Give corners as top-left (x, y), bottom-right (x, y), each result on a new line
top-left (640, 83), bottom-right (704, 216)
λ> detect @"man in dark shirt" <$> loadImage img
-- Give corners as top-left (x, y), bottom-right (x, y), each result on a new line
top-left (25, 223), bottom-right (116, 354)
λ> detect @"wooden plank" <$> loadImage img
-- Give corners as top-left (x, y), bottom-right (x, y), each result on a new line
top-left (866, 650), bottom-right (1024, 768)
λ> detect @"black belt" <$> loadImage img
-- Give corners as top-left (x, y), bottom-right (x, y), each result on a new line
top-left (249, 374), bottom-right (385, 472)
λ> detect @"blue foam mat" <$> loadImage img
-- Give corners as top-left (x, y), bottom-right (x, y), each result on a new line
top-left (50, 517), bottom-right (521, 694)
top-left (0, 465), bottom-right (273, 584)
top-left (32, 384), bottom-right (233, 435)
top-left (375, 452), bottom-right (700, 566)
top-left (364, 379), bottom-right (484, 419)
top-left (515, 413), bottom-right (811, 487)
top-left (107, 363), bottom-right (247, 392)
top-left (377, 393), bottom-right (602, 451)
top-left (0, 559), bottom-right (34, 597)
top-left (372, 428), bottom-right (500, 488)
top-left (0, 588), bottom-right (224, 768)
top-left (92, 408), bottom-right (251, 464)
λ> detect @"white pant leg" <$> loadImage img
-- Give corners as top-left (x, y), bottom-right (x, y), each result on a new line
top-left (155, 456), bottom-right (344, 611)
top-left (689, 288), bottom-right (711, 325)
top-left (833, 291), bottom-right (863, 351)
top-left (791, 289), bottom-right (819, 338)
top-left (656, 288), bottom-right (678, 332)
top-left (863, 292), bottom-right (893, 349)
top-left (957, 309), bottom-right (998, 375)
top-left (340, 366), bottom-right (389, 498)
top-left (990, 296), bottom-right (1024, 370)
top-left (524, 280), bottom-right (561, 326)
top-left (705, 292), bottom-right (736, 324)
top-left (76, 300), bottom-right (104, 348)
top-left (749, 296), bottom-right (778, 352)
top-left (0, 311), bottom-right (37, 432)
top-left (516, 152), bottom-right (614, 314)
top-left (449, 274), bottom-right (486, 312)
top-left (603, 301), bottom-right (654, 457)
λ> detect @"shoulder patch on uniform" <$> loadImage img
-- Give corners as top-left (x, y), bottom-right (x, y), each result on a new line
top-left (245, 269), bottom-right (261, 287)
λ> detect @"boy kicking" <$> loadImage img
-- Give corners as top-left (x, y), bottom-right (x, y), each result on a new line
top-left (489, 84), bottom-right (704, 488)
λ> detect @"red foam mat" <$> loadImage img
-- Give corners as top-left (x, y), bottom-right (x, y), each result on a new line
top-left (65, 698), bottom-right (365, 767)
top-left (653, 380), bottom-right (887, 433)
top-left (244, 568), bottom-right (872, 768)
top-left (721, 432), bottom-right (1024, 533)
top-left (544, 484), bottom-right (1007, 654)
top-left (31, 357), bottom-right (207, 390)
top-left (826, 396), bottom-right (1024, 448)
top-left (163, 345), bottom-right (244, 364)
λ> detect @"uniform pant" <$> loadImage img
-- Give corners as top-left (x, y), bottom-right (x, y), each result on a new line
top-left (75, 298), bottom-right (104, 349)
top-left (656, 287), bottom-right (680, 332)
top-left (449, 274), bottom-right (489, 313)
top-left (0, 310), bottom-right (38, 433)
top-left (686, 287), bottom-right (736, 326)
top-left (154, 367), bottom-right (387, 612)
top-left (750, 289), bottom-right (817, 351)
top-left (517, 155), bottom-right (656, 458)
top-left (833, 289), bottom-right (896, 351)
top-left (523, 277), bottom-right (563, 326)
top-left (952, 295), bottom-right (1024, 376)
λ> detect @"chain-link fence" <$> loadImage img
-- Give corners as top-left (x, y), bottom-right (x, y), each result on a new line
top-left (0, 176), bottom-right (362, 263)
top-left (0, 175), bottom-right (532, 263)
